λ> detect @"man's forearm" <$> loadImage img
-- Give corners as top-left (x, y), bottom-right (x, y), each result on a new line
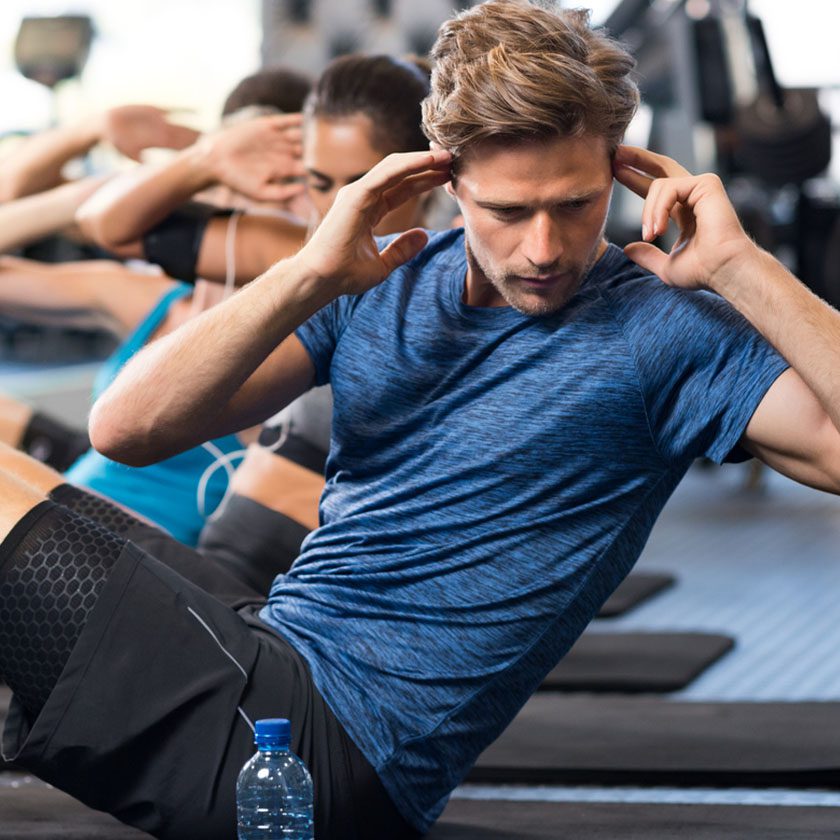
top-left (711, 245), bottom-right (840, 433)
top-left (89, 256), bottom-right (335, 466)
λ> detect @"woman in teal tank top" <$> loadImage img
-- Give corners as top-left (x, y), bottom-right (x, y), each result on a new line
top-left (0, 257), bottom-right (246, 545)
top-left (65, 280), bottom-right (243, 544)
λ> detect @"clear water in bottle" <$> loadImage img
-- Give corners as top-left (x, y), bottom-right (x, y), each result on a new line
top-left (237, 718), bottom-right (314, 839)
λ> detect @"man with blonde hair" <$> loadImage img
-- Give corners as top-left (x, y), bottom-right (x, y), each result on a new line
top-left (1, 2), bottom-right (838, 838)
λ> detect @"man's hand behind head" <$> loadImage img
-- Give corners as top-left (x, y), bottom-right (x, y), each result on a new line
top-left (295, 149), bottom-right (453, 296)
top-left (613, 145), bottom-right (757, 292)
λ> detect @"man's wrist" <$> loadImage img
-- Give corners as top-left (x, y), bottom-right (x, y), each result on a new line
top-left (706, 239), bottom-right (765, 299)
top-left (261, 253), bottom-right (342, 314)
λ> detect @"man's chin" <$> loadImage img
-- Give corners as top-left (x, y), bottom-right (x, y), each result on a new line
top-left (500, 281), bottom-right (579, 316)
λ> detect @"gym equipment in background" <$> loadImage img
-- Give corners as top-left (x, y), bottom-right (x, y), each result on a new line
top-left (14, 15), bottom-right (94, 90)
top-left (603, 0), bottom-right (839, 309)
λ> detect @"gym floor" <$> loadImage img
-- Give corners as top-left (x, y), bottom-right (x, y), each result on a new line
top-left (457, 459), bottom-right (840, 809)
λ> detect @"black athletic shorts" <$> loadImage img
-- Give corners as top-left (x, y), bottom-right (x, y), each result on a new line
top-left (0, 501), bottom-right (418, 840)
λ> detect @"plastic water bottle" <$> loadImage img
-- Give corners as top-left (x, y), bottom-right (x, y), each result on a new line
top-left (236, 718), bottom-right (314, 839)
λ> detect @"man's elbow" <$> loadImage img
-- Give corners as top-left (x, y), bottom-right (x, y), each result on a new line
top-left (88, 398), bottom-right (158, 467)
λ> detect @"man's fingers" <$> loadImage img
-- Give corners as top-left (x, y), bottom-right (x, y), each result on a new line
top-left (614, 145), bottom-right (691, 180)
top-left (624, 241), bottom-right (669, 279)
top-left (379, 229), bottom-right (429, 275)
top-left (642, 177), bottom-right (705, 239)
top-left (613, 161), bottom-right (653, 199)
top-left (381, 168), bottom-right (452, 213)
top-left (356, 150), bottom-right (452, 200)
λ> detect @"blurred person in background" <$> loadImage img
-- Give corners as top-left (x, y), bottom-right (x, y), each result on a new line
top-left (0, 66), bottom-right (312, 544)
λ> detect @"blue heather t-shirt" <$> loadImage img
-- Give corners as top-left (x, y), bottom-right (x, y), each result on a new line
top-left (259, 229), bottom-right (788, 831)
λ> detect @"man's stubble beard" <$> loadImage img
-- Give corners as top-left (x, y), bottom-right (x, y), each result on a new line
top-left (464, 237), bottom-right (605, 317)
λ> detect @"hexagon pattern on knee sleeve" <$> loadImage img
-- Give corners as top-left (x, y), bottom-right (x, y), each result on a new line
top-left (51, 485), bottom-right (142, 536)
top-left (0, 508), bottom-right (125, 718)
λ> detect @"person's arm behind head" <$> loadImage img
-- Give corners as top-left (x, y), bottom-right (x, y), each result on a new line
top-left (0, 105), bottom-right (198, 203)
top-left (77, 114), bottom-right (306, 251)
top-left (88, 147), bottom-right (450, 468)
top-left (78, 114), bottom-right (309, 283)
top-left (0, 176), bottom-right (108, 254)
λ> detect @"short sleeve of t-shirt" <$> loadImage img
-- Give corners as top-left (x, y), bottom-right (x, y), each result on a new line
top-left (294, 236), bottom-right (400, 386)
top-left (605, 276), bottom-right (789, 465)
top-left (295, 296), bottom-right (352, 387)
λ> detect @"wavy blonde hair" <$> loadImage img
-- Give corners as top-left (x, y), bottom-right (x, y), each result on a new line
top-left (422, 0), bottom-right (639, 160)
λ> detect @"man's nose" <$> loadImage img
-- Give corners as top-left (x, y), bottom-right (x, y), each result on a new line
top-left (522, 211), bottom-right (563, 271)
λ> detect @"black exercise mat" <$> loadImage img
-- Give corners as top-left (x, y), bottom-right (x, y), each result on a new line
top-left (427, 798), bottom-right (840, 838)
top-left (541, 632), bottom-right (734, 693)
top-left (471, 695), bottom-right (840, 787)
top-left (597, 572), bottom-right (675, 617)
top-left (0, 774), bottom-right (151, 838)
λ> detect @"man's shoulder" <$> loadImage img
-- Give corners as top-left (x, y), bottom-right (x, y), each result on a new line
top-left (594, 244), bottom-right (753, 360)
top-left (594, 243), bottom-right (722, 318)
top-left (590, 243), bottom-right (661, 299)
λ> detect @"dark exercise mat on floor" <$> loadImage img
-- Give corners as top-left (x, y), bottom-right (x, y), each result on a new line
top-left (471, 695), bottom-right (840, 787)
top-left (426, 798), bottom-right (840, 839)
top-left (597, 572), bottom-right (675, 617)
top-left (0, 774), bottom-right (151, 839)
top-left (541, 632), bottom-right (734, 693)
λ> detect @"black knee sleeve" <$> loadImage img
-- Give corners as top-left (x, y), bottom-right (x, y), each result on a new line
top-left (21, 412), bottom-right (90, 472)
top-left (0, 502), bottom-right (125, 720)
top-left (48, 483), bottom-right (146, 536)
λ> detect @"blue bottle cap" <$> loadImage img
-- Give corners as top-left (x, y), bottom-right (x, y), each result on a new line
top-left (254, 718), bottom-right (291, 748)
